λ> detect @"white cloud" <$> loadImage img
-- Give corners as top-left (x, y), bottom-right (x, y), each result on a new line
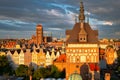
top-left (0, 19), bottom-right (31, 27)
top-left (48, 28), bottom-right (62, 31)
top-left (45, 9), bottom-right (64, 17)
top-left (40, 8), bottom-right (76, 25)
top-left (90, 18), bottom-right (113, 26)
top-left (103, 21), bottom-right (113, 26)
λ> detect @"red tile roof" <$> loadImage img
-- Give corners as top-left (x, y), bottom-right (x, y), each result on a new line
top-left (55, 54), bottom-right (66, 62)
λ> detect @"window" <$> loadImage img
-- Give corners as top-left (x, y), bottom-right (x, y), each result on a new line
top-left (70, 56), bottom-right (76, 63)
top-left (85, 49), bottom-right (87, 52)
top-left (79, 49), bottom-right (81, 52)
top-left (80, 56), bottom-right (86, 62)
top-left (72, 56), bottom-right (76, 63)
top-left (73, 49), bottom-right (75, 52)
top-left (94, 49), bottom-right (96, 52)
top-left (91, 56), bottom-right (94, 62)
top-left (91, 49), bottom-right (93, 52)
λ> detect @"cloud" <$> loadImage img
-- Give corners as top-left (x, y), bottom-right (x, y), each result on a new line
top-left (0, 0), bottom-right (120, 39)
top-left (48, 28), bottom-right (63, 31)
top-left (103, 21), bottom-right (113, 26)
top-left (0, 20), bottom-right (32, 27)
top-left (44, 9), bottom-right (64, 17)
top-left (50, 3), bottom-right (74, 14)
top-left (90, 18), bottom-right (113, 27)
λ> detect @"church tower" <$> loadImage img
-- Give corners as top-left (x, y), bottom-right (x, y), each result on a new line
top-left (36, 24), bottom-right (43, 45)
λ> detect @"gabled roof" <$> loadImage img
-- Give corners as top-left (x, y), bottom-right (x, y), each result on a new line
top-left (66, 23), bottom-right (98, 44)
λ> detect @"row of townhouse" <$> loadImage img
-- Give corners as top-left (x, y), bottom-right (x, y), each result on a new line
top-left (0, 48), bottom-right (63, 70)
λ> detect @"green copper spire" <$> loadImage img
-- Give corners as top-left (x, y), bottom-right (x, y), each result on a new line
top-left (79, 1), bottom-right (85, 22)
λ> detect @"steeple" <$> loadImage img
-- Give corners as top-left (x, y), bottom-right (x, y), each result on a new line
top-left (79, 1), bottom-right (85, 22)
top-left (78, 1), bottom-right (87, 42)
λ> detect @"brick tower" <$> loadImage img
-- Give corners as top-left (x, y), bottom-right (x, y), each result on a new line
top-left (36, 24), bottom-right (43, 45)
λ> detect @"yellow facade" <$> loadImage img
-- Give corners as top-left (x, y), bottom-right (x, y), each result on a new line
top-left (37, 49), bottom-right (46, 67)
top-left (19, 50), bottom-right (24, 65)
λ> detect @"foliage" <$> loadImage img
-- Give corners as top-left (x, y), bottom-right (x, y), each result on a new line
top-left (50, 65), bottom-right (61, 78)
top-left (33, 65), bottom-right (65, 79)
top-left (0, 55), bottom-right (13, 75)
top-left (33, 67), bottom-right (49, 79)
top-left (15, 65), bottom-right (28, 77)
top-left (60, 69), bottom-right (65, 78)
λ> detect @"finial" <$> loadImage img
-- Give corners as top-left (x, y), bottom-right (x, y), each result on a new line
top-left (79, 0), bottom-right (85, 22)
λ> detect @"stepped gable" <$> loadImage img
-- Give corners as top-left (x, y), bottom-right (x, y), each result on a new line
top-left (66, 23), bottom-right (98, 44)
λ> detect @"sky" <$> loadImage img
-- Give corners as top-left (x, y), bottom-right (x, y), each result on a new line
top-left (0, 0), bottom-right (120, 39)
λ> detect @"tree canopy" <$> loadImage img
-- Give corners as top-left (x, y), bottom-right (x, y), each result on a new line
top-left (0, 55), bottom-right (13, 75)
top-left (15, 65), bottom-right (28, 77)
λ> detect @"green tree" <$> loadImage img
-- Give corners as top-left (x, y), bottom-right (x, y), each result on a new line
top-left (60, 69), bottom-right (65, 78)
top-left (33, 67), bottom-right (49, 79)
top-left (15, 64), bottom-right (28, 77)
top-left (0, 55), bottom-right (13, 75)
top-left (50, 65), bottom-right (61, 78)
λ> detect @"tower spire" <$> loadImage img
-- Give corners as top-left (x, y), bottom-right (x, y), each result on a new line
top-left (78, 0), bottom-right (87, 42)
top-left (79, 1), bottom-right (85, 22)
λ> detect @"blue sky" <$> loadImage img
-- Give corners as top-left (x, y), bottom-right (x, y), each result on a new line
top-left (0, 0), bottom-right (120, 39)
